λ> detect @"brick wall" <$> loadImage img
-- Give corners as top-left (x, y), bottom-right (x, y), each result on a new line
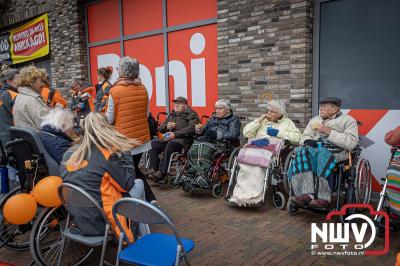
top-left (0, 0), bottom-right (87, 92)
top-left (217, 0), bottom-right (314, 129)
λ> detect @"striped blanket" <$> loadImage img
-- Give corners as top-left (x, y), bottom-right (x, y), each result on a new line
top-left (387, 149), bottom-right (400, 216)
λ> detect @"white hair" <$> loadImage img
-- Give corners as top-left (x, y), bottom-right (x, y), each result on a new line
top-left (267, 99), bottom-right (286, 116)
top-left (215, 99), bottom-right (231, 109)
top-left (118, 56), bottom-right (139, 79)
top-left (41, 108), bottom-right (75, 132)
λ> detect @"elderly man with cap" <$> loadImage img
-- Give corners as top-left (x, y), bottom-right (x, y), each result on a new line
top-left (0, 66), bottom-right (19, 149)
top-left (147, 96), bottom-right (200, 183)
top-left (289, 97), bottom-right (359, 209)
top-left (300, 97), bottom-right (359, 151)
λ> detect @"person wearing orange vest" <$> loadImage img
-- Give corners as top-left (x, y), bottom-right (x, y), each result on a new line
top-left (70, 82), bottom-right (96, 122)
top-left (106, 56), bottom-right (157, 203)
top-left (95, 66), bottom-right (112, 113)
top-left (40, 72), bottom-right (67, 108)
top-left (0, 66), bottom-right (19, 149)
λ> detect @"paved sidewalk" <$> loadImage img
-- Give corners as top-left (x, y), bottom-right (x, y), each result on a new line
top-left (0, 183), bottom-right (398, 265)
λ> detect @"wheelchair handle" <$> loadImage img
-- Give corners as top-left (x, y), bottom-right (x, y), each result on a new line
top-left (156, 112), bottom-right (168, 121)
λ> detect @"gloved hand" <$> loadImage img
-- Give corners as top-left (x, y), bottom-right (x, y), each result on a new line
top-left (266, 127), bottom-right (279, 137)
top-left (251, 138), bottom-right (270, 147)
top-left (204, 130), bottom-right (217, 139)
top-left (304, 139), bottom-right (318, 148)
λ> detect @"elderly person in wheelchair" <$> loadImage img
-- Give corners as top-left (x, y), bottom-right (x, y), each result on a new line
top-left (147, 96), bottom-right (200, 184)
top-left (227, 100), bottom-right (301, 206)
top-left (289, 97), bottom-right (359, 209)
top-left (182, 99), bottom-right (241, 190)
top-left (38, 108), bottom-right (77, 164)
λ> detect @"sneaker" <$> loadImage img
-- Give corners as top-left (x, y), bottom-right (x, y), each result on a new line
top-left (309, 199), bottom-right (330, 209)
top-left (289, 194), bottom-right (312, 206)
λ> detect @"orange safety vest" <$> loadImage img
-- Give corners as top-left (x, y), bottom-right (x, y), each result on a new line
top-left (41, 86), bottom-right (67, 108)
top-left (109, 78), bottom-right (150, 143)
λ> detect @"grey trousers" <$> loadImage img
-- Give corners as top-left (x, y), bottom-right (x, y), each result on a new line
top-left (128, 179), bottom-right (151, 236)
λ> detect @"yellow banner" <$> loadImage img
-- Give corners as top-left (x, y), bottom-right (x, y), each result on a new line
top-left (8, 13), bottom-right (49, 64)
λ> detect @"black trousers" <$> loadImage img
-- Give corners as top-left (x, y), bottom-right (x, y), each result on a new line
top-left (132, 153), bottom-right (156, 202)
top-left (149, 139), bottom-right (184, 176)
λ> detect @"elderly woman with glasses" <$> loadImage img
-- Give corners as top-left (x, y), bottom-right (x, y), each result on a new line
top-left (242, 99), bottom-right (301, 143)
top-left (228, 100), bottom-right (301, 206)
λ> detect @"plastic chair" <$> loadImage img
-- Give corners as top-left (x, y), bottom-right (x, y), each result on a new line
top-left (112, 198), bottom-right (195, 266)
top-left (57, 183), bottom-right (112, 266)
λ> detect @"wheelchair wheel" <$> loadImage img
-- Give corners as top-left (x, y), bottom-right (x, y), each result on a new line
top-left (282, 149), bottom-right (295, 195)
top-left (287, 201), bottom-right (298, 215)
top-left (0, 186), bottom-right (32, 251)
top-left (212, 183), bottom-right (223, 198)
top-left (354, 158), bottom-right (372, 204)
top-left (272, 191), bottom-right (286, 210)
top-left (30, 206), bottom-right (93, 266)
top-left (227, 147), bottom-right (241, 173)
top-left (167, 175), bottom-right (180, 189)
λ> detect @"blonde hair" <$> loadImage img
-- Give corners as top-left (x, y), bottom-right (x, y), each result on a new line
top-left (66, 113), bottom-right (141, 166)
top-left (17, 65), bottom-right (43, 87)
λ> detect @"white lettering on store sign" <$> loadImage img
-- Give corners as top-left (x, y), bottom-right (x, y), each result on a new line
top-left (96, 33), bottom-right (207, 107)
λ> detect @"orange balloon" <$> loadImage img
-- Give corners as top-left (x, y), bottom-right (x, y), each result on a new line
top-left (3, 193), bottom-right (37, 225)
top-left (33, 176), bottom-right (63, 207)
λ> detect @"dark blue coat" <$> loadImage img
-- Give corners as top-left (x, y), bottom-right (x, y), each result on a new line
top-left (197, 113), bottom-right (241, 143)
top-left (38, 125), bottom-right (73, 164)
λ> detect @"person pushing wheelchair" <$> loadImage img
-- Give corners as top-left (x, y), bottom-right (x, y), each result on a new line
top-left (289, 97), bottom-right (359, 209)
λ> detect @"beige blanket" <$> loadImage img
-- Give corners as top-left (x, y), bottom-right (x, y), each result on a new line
top-left (229, 163), bottom-right (267, 207)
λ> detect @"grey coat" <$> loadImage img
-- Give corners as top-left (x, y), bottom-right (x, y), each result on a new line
top-left (13, 87), bottom-right (50, 130)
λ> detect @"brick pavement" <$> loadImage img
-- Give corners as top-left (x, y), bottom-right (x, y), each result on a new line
top-left (0, 183), bottom-right (398, 265)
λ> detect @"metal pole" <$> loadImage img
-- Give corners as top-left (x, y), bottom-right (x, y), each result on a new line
top-left (118, 0), bottom-right (124, 56)
top-left (162, 0), bottom-right (170, 114)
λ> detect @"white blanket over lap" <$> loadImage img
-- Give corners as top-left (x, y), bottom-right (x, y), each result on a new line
top-left (229, 163), bottom-right (266, 207)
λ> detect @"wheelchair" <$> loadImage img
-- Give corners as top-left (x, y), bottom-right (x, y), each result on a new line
top-left (225, 139), bottom-right (295, 209)
top-left (171, 139), bottom-right (239, 198)
top-left (286, 141), bottom-right (372, 220)
top-left (0, 127), bottom-right (61, 251)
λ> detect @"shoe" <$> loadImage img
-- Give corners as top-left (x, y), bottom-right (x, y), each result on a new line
top-left (309, 199), bottom-right (330, 209)
top-left (146, 169), bottom-right (155, 178)
top-left (289, 194), bottom-right (312, 206)
top-left (152, 171), bottom-right (167, 184)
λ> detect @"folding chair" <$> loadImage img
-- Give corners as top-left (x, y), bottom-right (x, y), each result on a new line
top-left (57, 183), bottom-right (112, 266)
top-left (112, 198), bottom-right (195, 266)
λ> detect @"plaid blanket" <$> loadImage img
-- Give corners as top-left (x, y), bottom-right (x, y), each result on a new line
top-left (185, 141), bottom-right (223, 187)
top-left (387, 149), bottom-right (400, 216)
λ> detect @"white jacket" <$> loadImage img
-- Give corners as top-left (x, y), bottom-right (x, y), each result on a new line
top-left (243, 117), bottom-right (302, 144)
top-left (13, 87), bottom-right (50, 130)
top-left (300, 112), bottom-right (359, 151)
